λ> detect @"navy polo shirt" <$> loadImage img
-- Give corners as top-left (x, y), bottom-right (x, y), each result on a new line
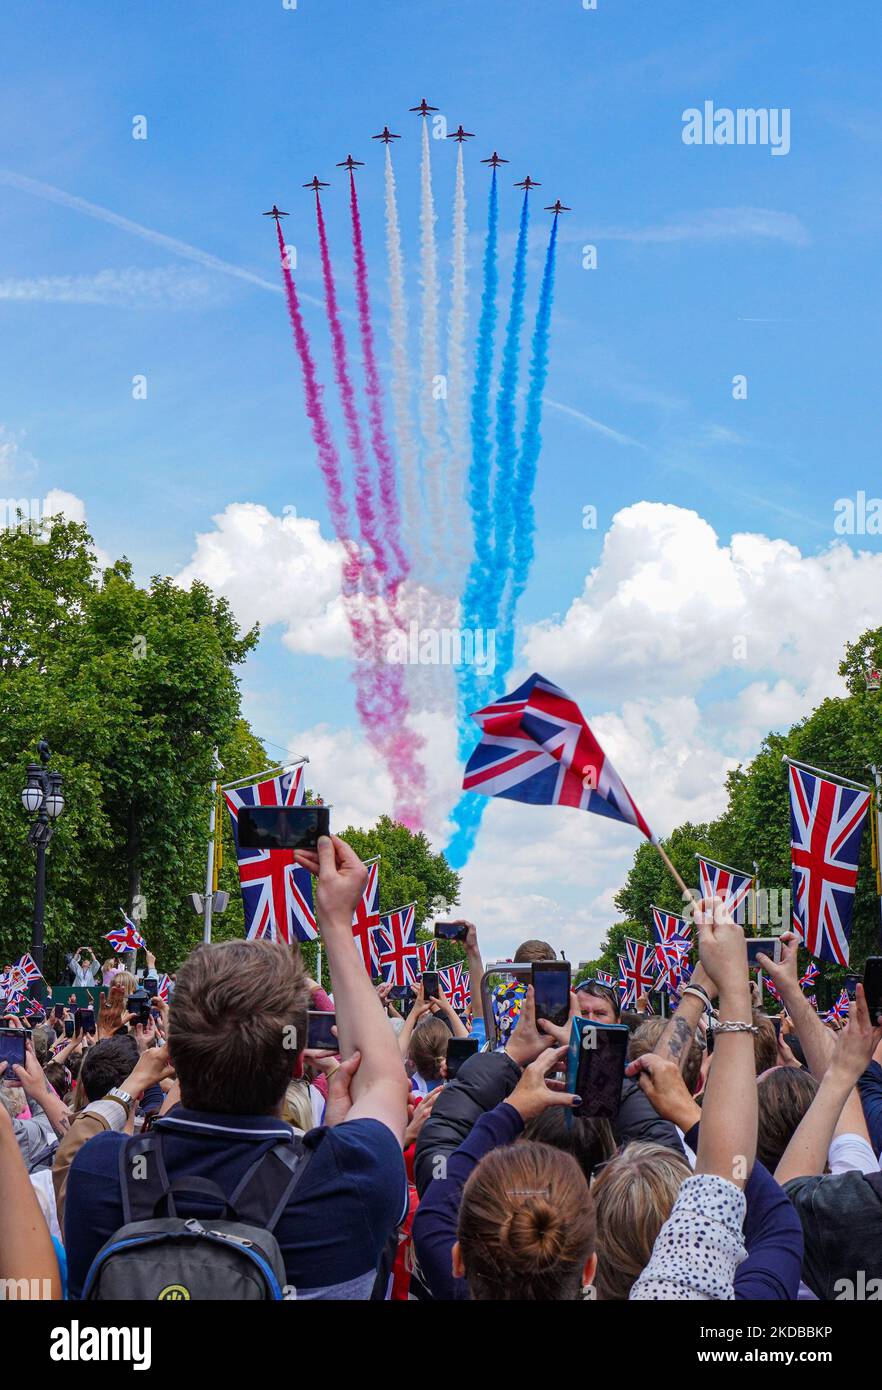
top-left (64, 1108), bottom-right (408, 1300)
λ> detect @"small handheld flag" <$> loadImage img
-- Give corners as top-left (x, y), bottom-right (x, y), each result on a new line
top-left (104, 911), bottom-right (146, 955)
top-left (15, 953), bottom-right (43, 983)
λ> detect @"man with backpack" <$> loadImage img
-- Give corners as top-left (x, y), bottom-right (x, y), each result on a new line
top-left (64, 835), bottom-right (411, 1300)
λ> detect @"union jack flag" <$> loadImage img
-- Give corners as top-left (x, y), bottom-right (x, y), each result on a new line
top-left (651, 906), bottom-right (691, 946)
top-left (351, 859), bottom-right (380, 973)
top-left (439, 962), bottom-right (470, 1011)
top-left (825, 988), bottom-right (850, 1023)
top-left (373, 904), bottom-right (418, 988)
top-left (788, 764), bottom-right (871, 966)
top-left (15, 953), bottom-right (42, 983)
top-left (798, 961), bottom-right (820, 990)
top-left (223, 768), bottom-right (317, 945)
top-left (764, 976), bottom-right (782, 1004)
top-left (595, 970), bottom-right (616, 989)
top-left (462, 673), bottom-right (653, 838)
top-left (156, 974), bottom-right (171, 1003)
top-left (805, 993), bottom-right (818, 1012)
top-left (696, 856), bottom-right (754, 924)
top-left (619, 938), bottom-right (659, 1008)
top-left (1, 987), bottom-right (25, 1014)
top-left (416, 940), bottom-right (437, 973)
top-left (655, 939), bottom-right (690, 992)
top-left (104, 912), bottom-right (146, 955)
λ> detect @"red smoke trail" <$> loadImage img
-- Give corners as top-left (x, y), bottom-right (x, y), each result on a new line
top-left (349, 170), bottom-right (409, 593)
top-left (314, 194), bottom-right (387, 595)
top-left (279, 210), bottom-right (426, 825)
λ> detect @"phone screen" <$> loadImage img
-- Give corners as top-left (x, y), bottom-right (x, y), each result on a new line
top-left (532, 961), bottom-right (571, 1027)
top-left (63, 1019), bottom-right (75, 1039)
top-left (844, 973), bottom-right (861, 1002)
top-left (863, 957), bottom-right (882, 1025)
top-left (76, 1008), bottom-right (95, 1035)
top-left (567, 1018), bottom-right (629, 1119)
top-left (237, 805), bottom-right (330, 851)
top-left (422, 971), bottom-right (439, 999)
top-left (0, 1028), bottom-right (26, 1075)
top-left (434, 921), bottom-right (468, 942)
top-left (445, 1036), bottom-right (479, 1079)
top-left (745, 938), bottom-right (780, 970)
top-left (306, 1011), bottom-right (337, 1051)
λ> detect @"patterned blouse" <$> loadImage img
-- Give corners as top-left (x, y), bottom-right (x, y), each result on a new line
top-left (630, 1173), bottom-right (747, 1300)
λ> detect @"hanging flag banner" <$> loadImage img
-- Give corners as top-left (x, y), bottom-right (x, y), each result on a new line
top-left (786, 758), bottom-right (871, 967)
top-left (223, 766), bottom-right (317, 945)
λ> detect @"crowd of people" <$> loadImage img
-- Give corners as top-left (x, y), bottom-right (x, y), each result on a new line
top-left (2, 832), bottom-right (882, 1302)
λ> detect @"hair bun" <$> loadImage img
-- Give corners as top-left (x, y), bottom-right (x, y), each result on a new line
top-left (499, 1197), bottom-right (566, 1268)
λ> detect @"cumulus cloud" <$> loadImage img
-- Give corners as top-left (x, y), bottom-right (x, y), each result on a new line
top-left (175, 502), bottom-right (351, 658)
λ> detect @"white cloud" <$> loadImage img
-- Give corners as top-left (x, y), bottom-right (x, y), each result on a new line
top-left (175, 502), bottom-right (351, 658)
top-left (0, 267), bottom-right (222, 308)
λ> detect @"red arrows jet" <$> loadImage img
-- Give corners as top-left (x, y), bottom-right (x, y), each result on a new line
top-left (448, 125), bottom-right (474, 143)
top-left (303, 176), bottom-right (330, 192)
top-left (262, 205), bottom-right (289, 221)
top-left (372, 127), bottom-right (401, 143)
top-left (544, 199), bottom-right (571, 214)
top-left (409, 98), bottom-right (438, 117)
top-left (336, 154), bottom-right (364, 171)
top-left (514, 176), bottom-right (541, 190)
top-left (480, 151), bottom-right (509, 168)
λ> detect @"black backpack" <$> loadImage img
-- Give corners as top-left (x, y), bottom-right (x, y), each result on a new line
top-left (81, 1127), bottom-right (313, 1301)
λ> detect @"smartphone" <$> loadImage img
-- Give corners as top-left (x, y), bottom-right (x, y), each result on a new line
top-left (445, 1036), bottom-right (479, 1079)
top-left (53, 1004), bottom-right (64, 1020)
top-left (306, 1011), bottom-right (337, 1051)
top-left (63, 1019), bottom-right (75, 1039)
top-left (844, 973), bottom-right (861, 1002)
top-left (532, 960), bottom-right (572, 1027)
top-left (237, 804), bottom-right (330, 851)
top-left (434, 921), bottom-right (468, 942)
top-left (0, 1028), bottom-right (27, 1076)
top-left (745, 937), bottom-right (782, 969)
top-left (566, 1017), bottom-right (630, 1120)
top-left (772, 1016), bottom-right (782, 1042)
top-left (863, 957), bottom-right (882, 1025)
top-left (389, 985), bottom-right (411, 999)
top-left (422, 971), bottom-right (439, 1000)
top-left (127, 992), bottom-right (152, 1026)
top-left (75, 1007), bottom-right (96, 1035)
top-left (142, 978), bottom-right (159, 999)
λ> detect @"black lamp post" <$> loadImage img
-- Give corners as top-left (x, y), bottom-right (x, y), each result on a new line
top-left (21, 740), bottom-right (64, 989)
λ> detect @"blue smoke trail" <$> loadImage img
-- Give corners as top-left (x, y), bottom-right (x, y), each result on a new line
top-left (497, 215), bottom-right (559, 676)
top-left (447, 215), bottom-right (559, 869)
top-left (448, 171), bottom-right (499, 866)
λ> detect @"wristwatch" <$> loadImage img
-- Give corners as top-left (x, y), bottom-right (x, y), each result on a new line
top-left (106, 1086), bottom-right (135, 1114)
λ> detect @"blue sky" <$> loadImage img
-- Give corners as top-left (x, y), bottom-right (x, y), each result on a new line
top-left (3, 0), bottom-right (881, 952)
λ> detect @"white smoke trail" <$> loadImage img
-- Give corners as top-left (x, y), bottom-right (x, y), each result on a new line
top-left (383, 147), bottom-right (422, 577)
top-left (446, 142), bottom-right (470, 590)
top-left (418, 121), bottom-right (446, 579)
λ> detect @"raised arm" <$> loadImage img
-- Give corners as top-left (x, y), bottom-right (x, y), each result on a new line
top-left (296, 836), bottom-right (409, 1142)
top-left (0, 1098), bottom-right (61, 1299)
top-left (756, 931), bottom-right (834, 1079)
top-left (653, 960), bottom-right (715, 1075)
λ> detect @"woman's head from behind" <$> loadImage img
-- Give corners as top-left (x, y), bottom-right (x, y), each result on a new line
top-left (454, 1141), bottom-right (596, 1300)
top-left (756, 1065), bottom-right (818, 1172)
top-left (408, 1017), bottom-right (450, 1082)
top-left (592, 1141), bottom-right (692, 1299)
top-left (521, 1107), bottom-right (616, 1184)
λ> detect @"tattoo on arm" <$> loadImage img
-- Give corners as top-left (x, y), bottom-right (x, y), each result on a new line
top-left (666, 1016), bottom-right (694, 1067)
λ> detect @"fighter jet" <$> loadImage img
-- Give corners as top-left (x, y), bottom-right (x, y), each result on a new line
top-left (409, 98), bottom-right (438, 117)
top-left (544, 199), bottom-right (571, 214)
top-left (448, 125), bottom-right (474, 143)
top-left (372, 126), bottom-right (401, 143)
top-left (303, 176), bottom-right (330, 192)
top-left (480, 151), bottom-right (509, 168)
top-left (262, 205), bottom-right (289, 221)
top-left (336, 154), bottom-right (364, 171)
top-left (514, 176), bottom-right (541, 190)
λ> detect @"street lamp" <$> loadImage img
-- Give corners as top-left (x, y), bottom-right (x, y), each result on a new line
top-left (20, 739), bottom-right (64, 987)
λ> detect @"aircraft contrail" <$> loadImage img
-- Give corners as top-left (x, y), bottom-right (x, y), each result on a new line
top-left (446, 142), bottom-right (470, 586)
top-left (0, 168), bottom-right (324, 308)
top-left (418, 121), bottom-right (445, 573)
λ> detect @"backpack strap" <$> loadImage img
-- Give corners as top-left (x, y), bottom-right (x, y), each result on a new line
top-left (228, 1136), bottom-right (315, 1232)
top-left (119, 1131), bottom-right (170, 1224)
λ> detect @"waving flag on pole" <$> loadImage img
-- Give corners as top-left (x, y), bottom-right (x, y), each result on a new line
top-left (416, 940), bottom-right (437, 973)
top-left (461, 673), bottom-right (653, 836)
top-left (156, 974), bottom-right (171, 1004)
top-left (696, 856), bottom-right (754, 923)
top-left (826, 988), bottom-right (851, 1023)
top-left (223, 766), bottom-right (317, 945)
top-left (787, 761), bottom-right (871, 966)
top-left (798, 961), bottom-right (820, 991)
top-left (104, 912), bottom-right (146, 955)
top-left (439, 962), bottom-right (470, 1011)
top-left (373, 904), bottom-right (418, 987)
top-left (619, 938), bottom-right (659, 1008)
top-left (594, 970), bottom-right (617, 990)
top-left (351, 858), bottom-right (380, 973)
top-left (651, 906), bottom-right (691, 946)
top-left (15, 953), bottom-right (43, 983)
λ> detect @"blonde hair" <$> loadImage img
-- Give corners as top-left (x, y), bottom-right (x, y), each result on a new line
top-left (592, 1141), bottom-right (692, 1300)
top-left (282, 1078), bottom-right (313, 1133)
top-left (114, 972), bottom-right (137, 997)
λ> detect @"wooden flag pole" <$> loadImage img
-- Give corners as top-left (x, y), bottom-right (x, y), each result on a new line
top-left (652, 839), bottom-right (691, 901)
